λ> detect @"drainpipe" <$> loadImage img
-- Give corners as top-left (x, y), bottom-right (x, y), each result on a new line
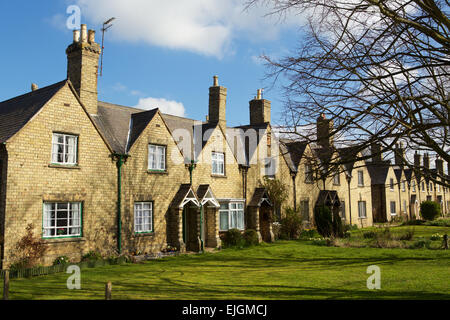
top-left (291, 171), bottom-right (297, 211)
top-left (113, 154), bottom-right (127, 254)
top-left (347, 176), bottom-right (352, 225)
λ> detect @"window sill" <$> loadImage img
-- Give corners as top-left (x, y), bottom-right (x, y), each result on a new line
top-left (42, 237), bottom-right (86, 244)
top-left (132, 232), bottom-right (155, 238)
top-left (358, 184), bottom-right (364, 187)
top-left (48, 164), bottom-right (80, 169)
top-left (211, 174), bottom-right (227, 178)
top-left (147, 170), bottom-right (168, 175)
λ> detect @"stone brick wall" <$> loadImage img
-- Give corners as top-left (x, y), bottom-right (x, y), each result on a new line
top-left (2, 84), bottom-right (117, 267)
top-left (121, 112), bottom-right (187, 255)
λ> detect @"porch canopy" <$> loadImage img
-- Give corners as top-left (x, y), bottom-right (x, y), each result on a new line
top-left (196, 184), bottom-right (220, 208)
top-left (248, 188), bottom-right (272, 207)
top-left (315, 190), bottom-right (341, 208)
top-left (170, 184), bottom-right (200, 209)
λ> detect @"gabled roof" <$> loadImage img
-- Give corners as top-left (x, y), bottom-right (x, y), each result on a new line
top-left (248, 188), bottom-right (272, 207)
top-left (170, 184), bottom-right (200, 208)
top-left (0, 80), bottom-right (67, 143)
top-left (127, 109), bottom-right (158, 151)
top-left (393, 167), bottom-right (404, 182)
top-left (279, 139), bottom-right (308, 172)
top-left (196, 184), bottom-right (220, 208)
top-left (366, 161), bottom-right (392, 184)
top-left (94, 101), bottom-right (144, 154)
top-left (316, 190), bottom-right (341, 207)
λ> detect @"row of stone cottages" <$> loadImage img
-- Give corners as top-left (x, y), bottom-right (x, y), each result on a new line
top-left (0, 25), bottom-right (448, 267)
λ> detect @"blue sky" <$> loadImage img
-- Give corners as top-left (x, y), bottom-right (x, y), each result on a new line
top-left (0, 0), bottom-right (304, 127)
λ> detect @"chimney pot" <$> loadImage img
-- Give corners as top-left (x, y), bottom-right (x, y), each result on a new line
top-left (73, 30), bottom-right (80, 43)
top-left (88, 30), bottom-right (95, 44)
top-left (31, 83), bottom-right (38, 91)
top-left (80, 24), bottom-right (88, 43)
top-left (213, 75), bottom-right (219, 87)
top-left (257, 89), bottom-right (262, 100)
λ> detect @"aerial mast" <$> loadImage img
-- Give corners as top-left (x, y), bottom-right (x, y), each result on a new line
top-left (100, 17), bottom-right (116, 77)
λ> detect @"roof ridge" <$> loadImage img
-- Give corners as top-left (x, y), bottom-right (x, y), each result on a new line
top-left (0, 79), bottom-right (67, 106)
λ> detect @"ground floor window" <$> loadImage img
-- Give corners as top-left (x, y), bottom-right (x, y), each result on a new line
top-left (358, 201), bottom-right (367, 218)
top-left (340, 200), bottom-right (346, 220)
top-left (300, 200), bottom-right (309, 221)
top-left (219, 201), bottom-right (244, 231)
top-left (43, 202), bottom-right (82, 238)
top-left (390, 201), bottom-right (396, 215)
top-left (134, 202), bottom-right (153, 233)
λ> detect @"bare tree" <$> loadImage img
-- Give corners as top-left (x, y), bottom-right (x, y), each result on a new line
top-left (246, 0), bottom-right (449, 187)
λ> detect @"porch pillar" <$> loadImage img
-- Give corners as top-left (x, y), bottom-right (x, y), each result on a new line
top-left (206, 207), bottom-right (222, 248)
top-left (171, 208), bottom-right (186, 253)
top-left (253, 207), bottom-right (263, 243)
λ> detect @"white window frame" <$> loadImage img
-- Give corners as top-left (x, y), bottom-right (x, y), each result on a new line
top-left (357, 171), bottom-right (364, 186)
top-left (390, 178), bottom-right (395, 191)
top-left (412, 181), bottom-right (416, 192)
top-left (358, 201), bottom-right (367, 218)
top-left (43, 202), bottom-right (82, 238)
top-left (212, 152), bottom-right (225, 175)
top-left (134, 202), bottom-right (153, 233)
top-left (333, 173), bottom-right (340, 185)
top-left (402, 181), bottom-right (406, 192)
top-left (390, 201), bottom-right (396, 215)
top-left (51, 133), bottom-right (78, 165)
top-left (429, 182), bottom-right (433, 192)
top-left (219, 201), bottom-right (244, 231)
top-left (148, 144), bottom-right (166, 171)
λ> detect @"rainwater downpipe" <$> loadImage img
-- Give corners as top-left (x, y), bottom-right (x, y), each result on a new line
top-left (114, 154), bottom-right (127, 254)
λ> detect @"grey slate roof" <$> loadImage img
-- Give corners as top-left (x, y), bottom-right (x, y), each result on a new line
top-left (366, 162), bottom-right (391, 184)
top-left (279, 139), bottom-right (308, 172)
top-left (0, 80), bottom-right (67, 143)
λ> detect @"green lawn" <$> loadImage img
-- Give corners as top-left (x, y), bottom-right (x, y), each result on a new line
top-left (3, 226), bottom-right (450, 300)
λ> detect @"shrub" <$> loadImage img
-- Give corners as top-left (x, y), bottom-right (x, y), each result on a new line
top-left (402, 219), bottom-right (425, 226)
top-left (424, 218), bottom-right (450, 227)
top-left (300, 229), bottom-right (320, 239)
top-left (410, 239), bottom-right (431, 249)
top-left (398, 229), bottom-right (415, 241)
top-left (280, 207), bottom-right (303, 239)
top-left (243, 229), bottom-right (260, 247)
top-left (332, 210), bottom-right (344, 238)
top-left (81, 250), bottom-right (102, 262)
top-left (420, 201), bottom-right (441, 221)
top-left (314, 206), bottom-right (333, 238)
top-left (363, 231), bottom-right (377, 239)
top-left (223, 229), bottom-right (244, 247)
top-left (9, 223), bottom-right (48, 270)
top-left (53, 256), bottom-right (70, 265)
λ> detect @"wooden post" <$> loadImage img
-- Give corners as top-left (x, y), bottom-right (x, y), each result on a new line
top-left (105, 281), bottom-right (112, 300)
top-left (3, 270), bottom-right (9, 300)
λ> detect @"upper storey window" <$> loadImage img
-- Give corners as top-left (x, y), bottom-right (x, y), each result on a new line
top-left (52, 133), bottom-right (78, 165)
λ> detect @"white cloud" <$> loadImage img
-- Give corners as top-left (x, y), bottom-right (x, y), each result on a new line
top-left (135, 97), bottom-right (186, 117)
top-left (74, 0), bottom-right (305, 58)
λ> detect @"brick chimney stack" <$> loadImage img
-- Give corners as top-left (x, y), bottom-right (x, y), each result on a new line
top-left (208, 75), bottom-right (227, 130)
top-left (435, 156), bottom-right (444, 175)
top-left (371, 143), bottom-right (383, 164)
top-left (66, 24), bottom-right (101, 115)
top-left (394, 142), bottom-right (405, 167)
top-left (249, 89), bottom-right (271, 125)
top-left (317, 113), bottom-right (334, 149)
top-left (423, 153), bottom-right (430, 170)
